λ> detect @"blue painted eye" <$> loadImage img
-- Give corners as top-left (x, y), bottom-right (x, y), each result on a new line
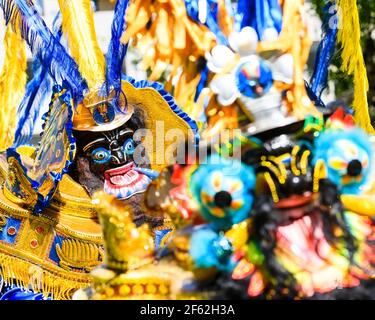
top-left (91, 147), bottom-right (111, 164)
top-left (123, 138), bottom-right (135, 155)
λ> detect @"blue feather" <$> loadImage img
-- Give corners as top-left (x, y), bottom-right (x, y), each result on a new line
top-left (0, 0), bottom-right (88, 101)
top-left (235, 0), bottom-right (282, 39)
top-left (13, 13), bottom-right (62, 146)
top-left (184, 0), bottom-right (230, 46)
top-left (305, 81), bottom-right (326, 108)
top-left (309, 1), bottom-right (338, 100)
top-left (13, 65), bottom-right (51, 146)
top-left (104, 0), bottom-right (130, 95)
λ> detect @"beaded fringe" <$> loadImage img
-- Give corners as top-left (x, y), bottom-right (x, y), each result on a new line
top-left (0, 251), bottom-right (91, 300)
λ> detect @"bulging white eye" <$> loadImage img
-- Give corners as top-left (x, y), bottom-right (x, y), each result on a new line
top-left (123, 138), bottom-right (135, 155)
top-left (91, 148), bottom-right (110, 164)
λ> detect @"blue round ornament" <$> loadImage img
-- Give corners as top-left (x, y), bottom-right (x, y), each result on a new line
top-left (93, 102), bottom-right (116, 125)
top-left (235, 58), bottom-right (273, 98)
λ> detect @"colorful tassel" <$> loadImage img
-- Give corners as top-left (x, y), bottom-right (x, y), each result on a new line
top-left (0, 250), bottom-right (92, 300)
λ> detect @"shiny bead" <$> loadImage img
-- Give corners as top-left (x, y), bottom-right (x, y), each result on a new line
top-left (132, 284), bottom-right (144, 295)
top-left (119, 285), bottom-right (131, 296)
top-left (158, 284), bottom-right (169, 295)
top-left (213, 236), bottom-right (233, 262)
top-left (35, 226), bottom-right (44, 234)
top-left (105, 287), bottom-right (114, 297)
top-left (146, 284), bottom-right (157, 294)
top-left (30, 239), bottom-right (38, 248)
top-left (7, 226), bottom-right (16, 236)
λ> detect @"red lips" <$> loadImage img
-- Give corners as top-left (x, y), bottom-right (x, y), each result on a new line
top-left (274, 192), bottom-right (313, 209)
top-left (104, 162), bottom-right (141, 187)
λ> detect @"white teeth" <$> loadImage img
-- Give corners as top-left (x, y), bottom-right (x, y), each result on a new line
top-left (103, 173), bottom-right (152, 200)
top-left (103, 183), bottom-right (116, 197)
top-left (109, 170), bottom-right (139, 186)
top-left (110, 175), bottom-right (127, 185)
top-left (124, 174), bottom-right (131, 184)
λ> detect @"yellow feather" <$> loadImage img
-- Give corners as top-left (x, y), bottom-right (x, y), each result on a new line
top-left (336, 0), bottom-right (374, 133)
top-left (217, 0), bottom-right (233, 37)
top-left (57, 0), bottom-right (105, 90)
top-left (0, 23), bottom-right (27, 151)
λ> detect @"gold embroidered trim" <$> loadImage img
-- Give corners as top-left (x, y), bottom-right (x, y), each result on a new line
top-left (50, 175), bottom-right (96, 219)
top-left (4, 157), bottom-right (38, 207)
top-left (49, 197), bottom-right (96, 219)
top-left (0, 158), bottom-right (8, 180)
top-left (56, 239), bottom-right (104, 271)
top-left (0, 214), bottom-right (6, 232)
top-left (0, 191), bottom-right (103, 243)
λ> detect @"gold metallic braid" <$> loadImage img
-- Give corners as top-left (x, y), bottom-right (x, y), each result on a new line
top-left (268, 156), bottom-right (288, 182)
top-left (261, 158), bottom-right (286, 184)
top-left (313, 159), bottom-right (327, 193)
top-left (4, 156), bottom-right (38, 208)
top-left (0, 191), bottom-right (103, 244)
top-left (291, 145), bottom-right (301, 176)
top-left (0, 214), bottom-right (6, 232)
top-left (300, 150), bottom-right (311, 175)
top-left (264, 172), bottom-right (280, 203)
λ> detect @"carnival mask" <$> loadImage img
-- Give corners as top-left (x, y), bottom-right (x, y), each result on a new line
top-left (312, 109), bottom-right (373, 195)
top-left (72, 111), bottom-right (155, 200)
top-left (313, 131), bottom-right (372, 195)
top-left (189, 154), bottom-right (256, 230)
